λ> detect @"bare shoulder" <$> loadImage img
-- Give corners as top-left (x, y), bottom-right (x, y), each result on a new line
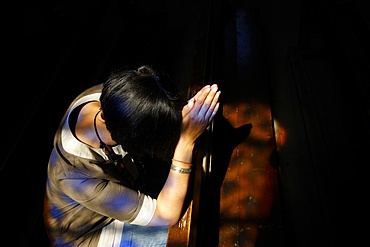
top-left (74, 101), bottom-right (101, 148)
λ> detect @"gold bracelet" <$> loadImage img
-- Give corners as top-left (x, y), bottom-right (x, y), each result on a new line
top-left (171, 164), bottom-right (192, 174)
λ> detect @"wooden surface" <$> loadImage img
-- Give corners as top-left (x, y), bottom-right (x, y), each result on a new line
top-left (167, 1), bottom-right (283, 246)
top-left (216, 4), bottom-right (282, 246)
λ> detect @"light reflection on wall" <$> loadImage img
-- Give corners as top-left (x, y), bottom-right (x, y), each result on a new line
top-left (218, 101), bottom-right (286, 246)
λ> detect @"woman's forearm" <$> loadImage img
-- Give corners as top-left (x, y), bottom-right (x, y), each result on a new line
top-left (148, 138), bottom-right (194, 226)
top-left (148, 84), bottom-right (220, 226)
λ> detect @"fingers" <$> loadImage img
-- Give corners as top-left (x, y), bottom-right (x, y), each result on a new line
top-left (205, 91), bottom-right (220, 121)
top-left (189, 84), bottom-right (213, 101)
top-left (183, 86), bottom-right (207, 117)
top-left (191, 84), bottom-right (221, 122)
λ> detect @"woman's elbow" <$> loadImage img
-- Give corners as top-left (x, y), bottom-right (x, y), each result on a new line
top-left (148, 212), bottom-right (180, 226)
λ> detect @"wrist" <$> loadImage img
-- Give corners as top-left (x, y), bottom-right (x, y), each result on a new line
top-left (172, 158), bottom-right (192, 168)
top-left (170, 164), bottom-right (192, 174)
top-left (173, 138), bottom-right (194, 167)
top-left (176, 136), bottom-right (195, 151)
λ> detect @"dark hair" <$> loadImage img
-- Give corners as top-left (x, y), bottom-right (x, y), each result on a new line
top-left (100, 65), bottom-right (185, 161)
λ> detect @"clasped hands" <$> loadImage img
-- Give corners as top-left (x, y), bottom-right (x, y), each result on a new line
top-left (181, 84), bottom-right (221, 143)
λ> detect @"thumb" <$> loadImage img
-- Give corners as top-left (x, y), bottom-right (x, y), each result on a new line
top-left (182, 98), bottom-right (195, 117)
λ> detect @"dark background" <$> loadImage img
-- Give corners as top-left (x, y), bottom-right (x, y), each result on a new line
top-left (1, 0), bottom-right (370, 246)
